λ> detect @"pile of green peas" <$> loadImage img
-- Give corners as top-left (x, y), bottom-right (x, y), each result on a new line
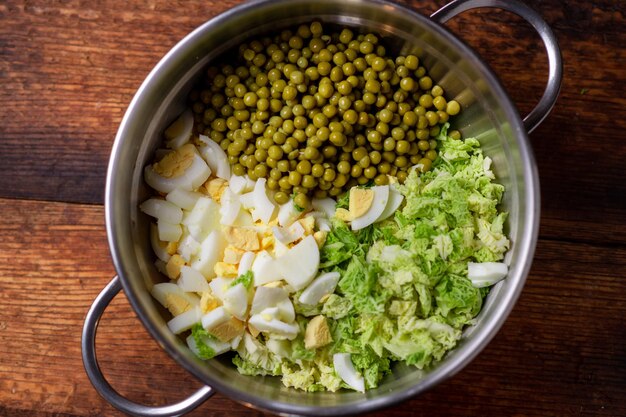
top-left (189, 22), bottom-right (461, 209)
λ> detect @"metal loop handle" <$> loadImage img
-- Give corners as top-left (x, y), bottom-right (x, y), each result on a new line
top-left (81, 276), bottom-right (214, 416)
top-left (431, 0), bottom-right (562, 133)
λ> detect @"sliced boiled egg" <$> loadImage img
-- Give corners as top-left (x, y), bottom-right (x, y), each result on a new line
top-left (219, 188), bottom-right (242, 226)
top-left (237, 251), bottom-right (255, 276)
top-left (250, 286), bottom-right (288, 316)
top-left (190, 230), bottom-right (226, 279)
top-left (140, 198), bottom-right (183, 224)
top-left (186, 333), bottom-right (230, 359)
top-left (276, 298), bottom-right (295, 323)
top-left (177, 265), bottom-right (209, 293)
top-left (164, 109), bottom-right (193, 150)
top-left (208, 277), bottom-right (234, 301)
top-left (198, 134), bottom-right (231, 180)
top-left (157, 219), bottom-right (182, 242)
top-left (333, 353), bottom-right (365, 392)
top-left (177, 232), bottom-right (200, 262)
top-left (223, 283), bottom-right (248, 320)
top-left (271, 220), bottom-right (305, 245)
top-left (144, 147), bottom-right (211, 194)
top-left (150, 224), bottom-right (172, 262)
top-left (351, 185), bottom-right (390, 230)
top-left (238, 190), bottom-right (255, 210)
top-left (228, 174), bottom-right (256, 195)
top-left (166, 188), bottom-right (204, 210)
top-left (274, 235), bottom-right (320, 291)
top-left (265, 338), bottom-right (291, 358)
top-left (298, 271), bottom-right (340, 305)
top-left (312, 197), bottom-right (337, 219)
top-left (467, 262), bottom-right (508, 288)
top-left (167, 306), bottom-right (201, 334)
top-left (375, 185), bottom-right (404, 223)
top-left (248, 312), bottom-right (299, 340)
top-left (277, 199), bottom-right (301, 227)
top-left (251, 178), bottom-right (277, 224)
top-left (272, 238), bottom-right (289, 257)
top-left (183, 196), bottom-right (221, 242)
top-left (251, 250), bottom-right (277, 286)
top-left (201, 306), bottom-right (230, 330)
top-left (151, 282), bottom-right (200, 313)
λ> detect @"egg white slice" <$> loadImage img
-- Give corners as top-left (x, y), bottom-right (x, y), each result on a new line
top-left (228, 174), bottom-right (256, 194)
top-left (186, 334), bottom-right (230, 358)
top-left (375, 185), bottom-right (404, 223)
top-left (177, 232), bottom-right (200, 262)
top-left (144, 152), bottom-right (211, 194)
top-left (467, 262), bottom-right (508, 287)
top-left (198, 134), bottom-right (231, 180)
top-left (167, 306), bottom-right (201, 334)
top-left (208, 277), bottom-right (234, 301)
top-left (311, 197), bottom-right (337, 219)
top-left (178, 265), bottom-right (209, 293)
top-left (333, 353), bottom-right (365, 392)
top-left (274, 235), bottom-right (319, 291)
top-left (277, 199), bottom-right (302, 227)
top-left (151, 282), bottom-right (200, 310)
top-left (251, 250), bottom-right (278, 286)
top-left (190, 230), bottom-right (227, 279)
top-left (166, 188), bottom-right (204, 210)
top-left (238, 251), bottom-right (256, 276)
top-left (219, 189), bottom-right (242, 227)
top-left (183, 196), bottom-right (221, 242)
top-left (140, 198), bottom-right (183, 224)
top-left (351, 185), bottom-right (390, 230)
top-left (266, 338), bottom-right (291, 358)
top-left (201, 306), bottom-right (231, 330)
top-left (250, 286), bottom-right (288, 315)
top-left (150, 224), bottom-right (171, 262)
top-left (223, 283), bottom-right (248, 320)
top-left (252, 178), bottom-right (277, 224)
top-left (248, 313), bottom-right (299, 340)
top-left (157, 219), bottom-right (182, 242)
top-left (164, 109), bottom-right (194, 150)
top-left (298, 272), bottom-right (340, 305)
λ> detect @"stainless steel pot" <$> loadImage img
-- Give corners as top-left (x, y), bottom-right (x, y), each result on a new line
top-left (82, 0), bottom-right (562, 415)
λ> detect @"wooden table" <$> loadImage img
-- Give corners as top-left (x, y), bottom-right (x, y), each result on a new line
top-left (1, 1), bottom-right (625, 415)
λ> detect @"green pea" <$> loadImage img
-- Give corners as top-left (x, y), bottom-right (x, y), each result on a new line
top-left (446, 100), bottom-right (461, 115)
top-left (391, 127), bottom-right (405, 141)
top-left (297, 160), bottom-right (312, 174)
top-left (274, 191), bottom-right (289, 205)
top-left (233, 164), bottom-right (246, 176)
top-left (383, 137), bottom-right (396, 151)
top-left (294, 193), bottom-right (310, 209)
top-left (302, 174), bottom-right (317, 188)
top-left (350, 165), bottom-right (362, 178)
top-left (433, 96), bottom-right (447, 111)
top-left (363, 166), bottom-right (377, 179)
top-left (396, 140), bottom-right (410, 154)
top-left (288, 171), bottom-right (302, 186)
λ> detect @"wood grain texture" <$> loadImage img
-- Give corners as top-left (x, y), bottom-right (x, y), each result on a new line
top-left (0, 198), bottom-right (624, 416)
top-left (1, 0), bottom-right (625, 416)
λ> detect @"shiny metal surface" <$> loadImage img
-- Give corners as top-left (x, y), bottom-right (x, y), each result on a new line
top-left (84, 0), bottom-right (561, 415)
top-left (81, 276), bottom-right (215, 416)
top-left (431, 0), bottom-right (563, 133)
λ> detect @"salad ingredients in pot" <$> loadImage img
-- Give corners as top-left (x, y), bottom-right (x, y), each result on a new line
top-left (139, 22), bottom-right (509, 392)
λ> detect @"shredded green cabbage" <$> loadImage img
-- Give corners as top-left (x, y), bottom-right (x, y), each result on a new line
top-left (231, 125), bottom-right (510, 391)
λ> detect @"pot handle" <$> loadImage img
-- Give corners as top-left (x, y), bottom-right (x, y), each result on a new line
top-left (81, 276), bottom-right (214, 416)
top-left (431, 0), bottom-right (562, 133)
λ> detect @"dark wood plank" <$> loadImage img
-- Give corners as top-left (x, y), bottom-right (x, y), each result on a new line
top-left (1, 0), bottom-right (626, 416)
top-left (0, 198), bottom-right (624, 416)
top-left (2, 1), bottom-right (626, 246)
